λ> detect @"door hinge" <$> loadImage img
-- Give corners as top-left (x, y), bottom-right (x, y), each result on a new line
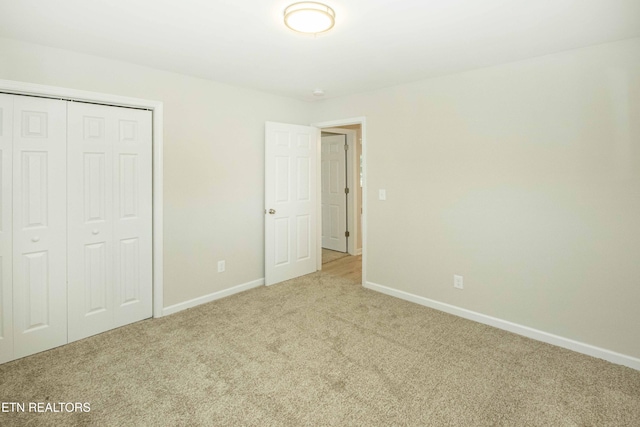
top-left (345, 187), bottom-right (349, 194)
top-left (344, 144), bottom-right (348, 151)
top-left (345, 231), bottom-right (350, 237)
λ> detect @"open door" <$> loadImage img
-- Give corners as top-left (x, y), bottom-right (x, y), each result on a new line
top-left (321, 134), bottom-right (347, 252)
top-left (265, 122), bottom-right (318, 286)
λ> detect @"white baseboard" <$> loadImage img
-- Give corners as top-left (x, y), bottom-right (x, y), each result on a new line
top-left (354, 248), bottom-right (362, 256)
top-left (364, 281), bottom-right (640, 371)
top-left (163, 278), bottom-right (264, 316)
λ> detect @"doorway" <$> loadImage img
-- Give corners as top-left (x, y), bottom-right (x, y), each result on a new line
top-left (314, 118), bottom-right (366, 285)
top-left (263, 117), bottom-right (366, 287)
top-left (320, 130), bottom-right (352, 257)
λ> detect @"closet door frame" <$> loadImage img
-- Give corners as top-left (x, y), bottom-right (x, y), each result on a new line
top-left (0, 95), bottom-right (14, 364)
top-left (0, 79), bottom-right (165, 319)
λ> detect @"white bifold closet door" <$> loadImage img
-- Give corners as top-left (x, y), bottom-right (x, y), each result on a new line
top-left (12, 96), bottom-right (68, 359)
top-left (67, 102), bottom-right (152, 342)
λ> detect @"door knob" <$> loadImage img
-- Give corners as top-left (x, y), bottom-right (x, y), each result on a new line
top-left (92, 229), bottom-right (100, 235)
top-left (269, 209), bottom-right (276, 214)
top-left (31, 236), bottom-right (40, 242)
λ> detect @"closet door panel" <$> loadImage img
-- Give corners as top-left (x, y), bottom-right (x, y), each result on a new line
top-left (0, 94), bottom-right (13, 364)
top-left (68, 103), bottom-right (152, 339)
top-left (67, 103), bottom-right (114, 342)
top-left (113, 109), bottom-right (152, 327)
top-left (12, 96), bottom-right (67, 358)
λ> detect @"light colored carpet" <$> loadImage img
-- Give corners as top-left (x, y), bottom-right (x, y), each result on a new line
top-left (322, 248), bottom-right (349, 264)
top-left (1, 260), bottom-right (639, 426)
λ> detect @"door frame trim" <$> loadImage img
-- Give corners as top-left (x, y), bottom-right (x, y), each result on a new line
top-left (312, 117), bottom-right (366, 285)
top-left (0, 79), bottom-right (165, 318)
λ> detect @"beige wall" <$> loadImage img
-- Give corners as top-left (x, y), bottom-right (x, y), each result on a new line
top-left (0, 37), bottom-right (311, 307)
top-left (312, 38), bottom-right (640, 359)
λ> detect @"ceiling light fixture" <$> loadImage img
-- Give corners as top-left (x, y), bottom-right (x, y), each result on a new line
top-left (284, 2), bottom-right (335, 35)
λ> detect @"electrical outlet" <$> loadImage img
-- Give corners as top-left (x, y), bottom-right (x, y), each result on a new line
top-left (218, 260), bottom-right (226, 273)
top-left (379, 189), bottom-right (386, 200)
top-left (454, 275), bottom-right (464, 289)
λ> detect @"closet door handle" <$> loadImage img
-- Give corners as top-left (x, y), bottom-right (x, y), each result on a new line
top-left (92, 229), bottom-right (100, 235)
top-left (31, 236), bottom-right (40, 242)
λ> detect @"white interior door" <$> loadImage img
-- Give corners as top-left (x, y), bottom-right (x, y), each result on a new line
top-left (68, 103), bottom-right (152, 341)
top-left (265, 122), bottom-right (317, 286)
top-left (321, 134), bottom-right (347, 252)
top-left (0, 94), bottom-right (13, 364)
top-left (12, 96), bottom-right (67, 358)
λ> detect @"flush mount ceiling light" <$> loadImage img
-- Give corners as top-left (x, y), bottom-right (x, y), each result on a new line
top-left (284, 2), bottom-right (335, 35)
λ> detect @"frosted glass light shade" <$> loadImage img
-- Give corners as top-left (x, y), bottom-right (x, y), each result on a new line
top-left (284, 2), bottom-right (335, 34)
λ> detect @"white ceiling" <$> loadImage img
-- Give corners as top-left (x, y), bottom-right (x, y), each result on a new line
top-left (1, 0), bottom-right (639, 101)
